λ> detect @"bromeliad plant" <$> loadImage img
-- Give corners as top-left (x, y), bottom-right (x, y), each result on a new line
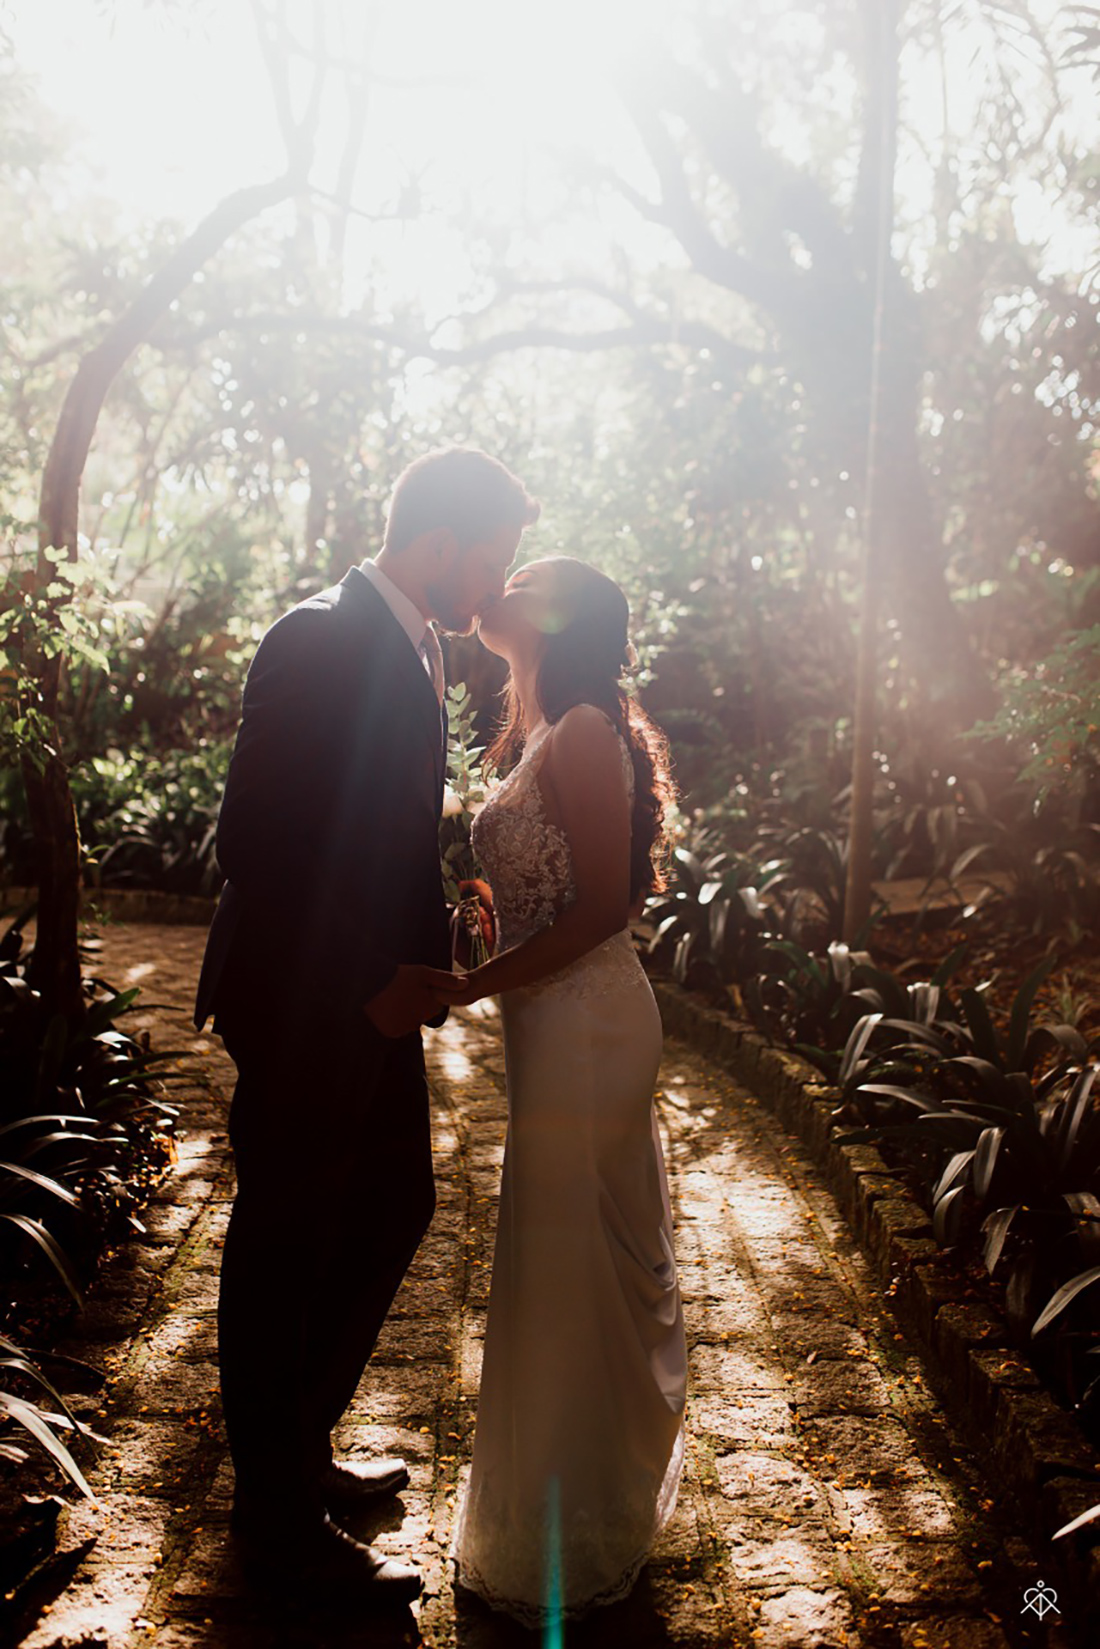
top-left (768, 824), bottom-right (851, 944)
top-left (744, 938), bottom-right (882, 1053)
top-left (833, 960), bottom-right (1100, 1426)
top-left (0, 1330), bottom-right (102, 1506)
top-left (645, 834), bottom-right (782, 997)
top-left (1, 907), bottom-right (178, 1290)
top-left (644, 814), bottom-right (882, 1008)
top-left (0, 905), bottom-right (178, 1502)
top-left (644, 818), bottom-right (889, 1030)
top-left (949, 824), bottom-right (1100, 943)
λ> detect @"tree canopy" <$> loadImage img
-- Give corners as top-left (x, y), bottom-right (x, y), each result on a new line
top-left (1, 0), bottom-right (1098, 1009)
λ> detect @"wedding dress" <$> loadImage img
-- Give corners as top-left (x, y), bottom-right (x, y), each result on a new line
top-left (451, 714), bottom-right (686, 1626)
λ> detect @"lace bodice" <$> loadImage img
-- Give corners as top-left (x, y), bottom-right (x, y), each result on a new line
top-left (471, 714), bottom-right (642, 998)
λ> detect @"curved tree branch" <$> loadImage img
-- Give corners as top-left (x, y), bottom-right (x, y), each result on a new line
top-left (37, 170), bottom-right (299, 589)
top-left (166, 305), bottom-right (771, 373)
top-left (27, 168), bottom-right (298, 1022)
top-left (614, 68), bottom-right (794, 316)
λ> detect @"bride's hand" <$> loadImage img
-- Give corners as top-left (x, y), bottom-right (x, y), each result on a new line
top-left (438, 966), bottom-right (490, 1009)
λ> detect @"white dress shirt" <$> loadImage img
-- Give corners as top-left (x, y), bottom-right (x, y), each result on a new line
top-left (357, 557), bottom-right (444, 703)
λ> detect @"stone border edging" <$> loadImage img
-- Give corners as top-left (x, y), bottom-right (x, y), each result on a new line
top-left (650, 977), bottom-right (1100, 1629)
top-left (1, 885), bottom-right (217, 927)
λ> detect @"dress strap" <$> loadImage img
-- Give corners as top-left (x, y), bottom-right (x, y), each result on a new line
top-left (519, 719), bottom-right (555, 773)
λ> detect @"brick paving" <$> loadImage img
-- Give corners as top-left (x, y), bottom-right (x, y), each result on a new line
top-left (12, 922), bottom-right (1082, 1648)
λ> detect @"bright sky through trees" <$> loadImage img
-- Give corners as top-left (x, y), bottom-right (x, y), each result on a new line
top-left (7, 0), bottom-right (1096, 319)
top-left (7, 0), bottom-right (672, 319)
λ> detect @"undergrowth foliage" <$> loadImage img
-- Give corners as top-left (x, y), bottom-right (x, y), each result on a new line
top-left (826, 958), bottom-right (1100, 1420)
top-left (0, 907), bottom-right (178, 1504)
top-left (645, 809), bottom-right (1100, 1458)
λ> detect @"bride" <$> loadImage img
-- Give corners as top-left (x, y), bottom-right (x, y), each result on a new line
top-left (445, 555), bottom-right (687, 1625)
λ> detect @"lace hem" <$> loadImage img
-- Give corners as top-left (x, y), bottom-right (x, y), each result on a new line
top-left (451, 1424), bottom-right (685, 1628)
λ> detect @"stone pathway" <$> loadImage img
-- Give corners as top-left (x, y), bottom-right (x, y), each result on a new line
top-left (13, 923), bottom-right (1081, 1649)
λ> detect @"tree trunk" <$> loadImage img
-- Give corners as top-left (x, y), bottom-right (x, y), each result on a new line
top-left (616, 26), bottom-right (996, 727)
top-left (878, 376), bottom-right (997, 725)
top-left (843, 0), bottom-right (897, 945)
top-left (25, 171), bottom-right (296, 1021)
top-left (19, 750), bottom-right (84, 1022)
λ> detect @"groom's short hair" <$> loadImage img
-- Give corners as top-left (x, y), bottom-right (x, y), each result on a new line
top-left (384, 446), bottom-right (540, 552)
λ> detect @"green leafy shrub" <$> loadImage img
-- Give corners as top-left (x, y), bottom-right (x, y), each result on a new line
top-left (871, 750), bottom-right (1001, 884)
top-left (78, 743), bottom-right (229, 896)
top-left (968, 624), bottom-right (1100, 804)
top-left (0, 743), bottom-right (231, 897)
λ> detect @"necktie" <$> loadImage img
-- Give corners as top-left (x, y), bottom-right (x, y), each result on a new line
top-left (419, 624), bottom-right (445, 706)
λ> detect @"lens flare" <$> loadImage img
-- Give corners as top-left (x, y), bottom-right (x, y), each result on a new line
top-left (543, 1475), bottom-right (563, 1648)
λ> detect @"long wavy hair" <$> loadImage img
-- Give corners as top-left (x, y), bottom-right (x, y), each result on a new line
top-left (485, 558), bottom-right (676, 904)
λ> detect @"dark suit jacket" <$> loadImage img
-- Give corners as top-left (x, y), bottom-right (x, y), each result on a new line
top-left (194, 567), bottom-right (451, 1035)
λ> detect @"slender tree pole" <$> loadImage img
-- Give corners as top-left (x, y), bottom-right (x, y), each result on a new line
top-left (843, 0), bottom-right (899, 944)
top-left (24, 172), bottom-right (297, 1020)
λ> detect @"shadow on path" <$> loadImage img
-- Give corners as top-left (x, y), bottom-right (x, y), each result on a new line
top-left (11, 923), bottom-right (1080, 1649)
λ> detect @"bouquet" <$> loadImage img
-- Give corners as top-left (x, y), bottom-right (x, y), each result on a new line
top-left (440, 683), bottom-right (496, 970)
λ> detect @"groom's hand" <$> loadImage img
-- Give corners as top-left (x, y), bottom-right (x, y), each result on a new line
top-left (364, 965), bottom-right (469, 1038)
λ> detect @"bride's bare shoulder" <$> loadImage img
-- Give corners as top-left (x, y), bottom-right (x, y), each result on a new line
top-left (543, 705), bottom-right (625, 793)
top-left (549, 703), bottom-right (619, 744)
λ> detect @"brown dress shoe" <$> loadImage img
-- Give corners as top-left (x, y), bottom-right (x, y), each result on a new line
top-left (322, 1456), bottom-right (411, 1511)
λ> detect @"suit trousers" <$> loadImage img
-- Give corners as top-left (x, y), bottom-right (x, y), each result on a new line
top-left (216, 1010), bottom-right (435, 1533)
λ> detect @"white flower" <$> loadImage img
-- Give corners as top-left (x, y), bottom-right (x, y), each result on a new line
top-left (468, 775), bottom-right (501, 819)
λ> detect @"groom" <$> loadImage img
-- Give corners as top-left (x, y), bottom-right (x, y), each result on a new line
top-left (195, 447), bottom-right (539, 1603)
